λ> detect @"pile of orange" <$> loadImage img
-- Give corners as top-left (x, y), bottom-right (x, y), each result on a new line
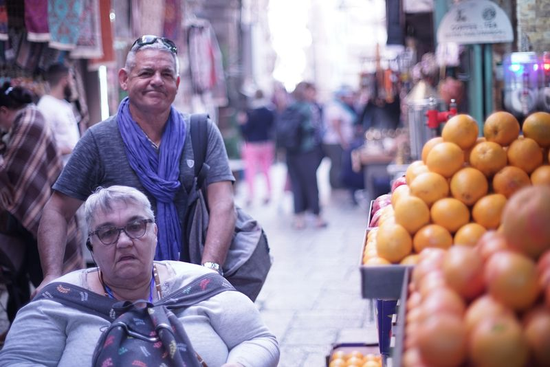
top-left (328, 350), bottom-right (382, 367)
top-left (401, 185), bottom-right (550, 367)
top-left (363, 111), bottom-right (550, 266)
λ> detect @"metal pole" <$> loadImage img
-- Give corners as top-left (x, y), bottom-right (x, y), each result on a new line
top-left (433, 0), bottom-right (450, 50)
top-left (469, 44), bottom-right (484, 125)
top-left (484, 44), bottom-right (494, 123)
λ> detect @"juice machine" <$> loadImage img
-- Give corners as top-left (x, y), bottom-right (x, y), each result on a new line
top-left (503, 52), bottom-right (540, 121)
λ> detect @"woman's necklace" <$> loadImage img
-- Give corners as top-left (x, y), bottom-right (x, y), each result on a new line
top-left (100, 264), bottom-right (162, 302)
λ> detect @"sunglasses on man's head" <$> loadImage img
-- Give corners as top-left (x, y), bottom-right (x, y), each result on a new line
top-left (132, 35), bottom-right (178, 54)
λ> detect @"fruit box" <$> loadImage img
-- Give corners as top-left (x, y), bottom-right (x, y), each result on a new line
top-left (360, 229), bottom-right (412, 300)
top-left (326, 342), bottom-right (381, 367)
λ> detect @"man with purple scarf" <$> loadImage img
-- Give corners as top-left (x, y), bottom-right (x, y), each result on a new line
top-left (35, 35), bottom-right (236, 294)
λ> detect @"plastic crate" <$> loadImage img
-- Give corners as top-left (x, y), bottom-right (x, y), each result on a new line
top-left (326, 342), bottom-right (382, 366)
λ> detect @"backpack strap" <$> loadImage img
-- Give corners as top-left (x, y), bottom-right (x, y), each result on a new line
top-left (190, 113), bottom-right (210, 190)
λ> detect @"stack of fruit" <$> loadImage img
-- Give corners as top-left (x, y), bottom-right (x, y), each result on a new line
top-left (328, 350), bottom-right (383, 367)
top-left (363, 111), bottom-right (550, 266)
top-left (400, 184), bottom-right (550, 367)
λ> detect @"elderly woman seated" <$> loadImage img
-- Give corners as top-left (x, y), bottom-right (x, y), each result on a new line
top-left (0, 185), bottom-right (280, 367)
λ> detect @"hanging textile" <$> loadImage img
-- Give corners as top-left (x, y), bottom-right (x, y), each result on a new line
top-left (113, 0), bottom-right (131, 40)
top-left (71, 0), bottom-right (102, 59)
top-left (71, 64), bottom-right (90, 131)
top-left (38, 46), bottom-right (65, 72)
top-left (163, 0), bottom-right (181, 44)
top-left (48, 0), bottom-right (85, 50)
top-left (88, 0), bottom-right (116, 71)
top-left (0, 0), bottom-right (8, 41)
top-left (16, 35), bottom-right (45, 71)
top-left (137, 0), bottom-right (165, 37)
top-left (7, 0), bottom-right (24, 29)
top-left (5, 28), bottom-right (23, 62)
top-left (25, 0), bottom-right (50, 42)
top-left (187, 21), bottom-right (227, 105)
top-left (0, 41), bottom-right (5, 66)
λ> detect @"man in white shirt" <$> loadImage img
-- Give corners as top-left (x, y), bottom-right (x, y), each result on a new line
top-left (37, 63), bottom-right (80, 165)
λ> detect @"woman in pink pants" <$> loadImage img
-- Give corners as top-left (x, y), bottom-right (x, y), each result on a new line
top-left (238, 90), bottom-right (276, 206)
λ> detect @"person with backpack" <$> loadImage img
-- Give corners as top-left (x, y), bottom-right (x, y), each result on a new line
top-left (35, 36), bottom-right (236, 297)
top-left (0, 186), bottom-right (280, 366)
top-left (277, 81), bottom-right (327, 229)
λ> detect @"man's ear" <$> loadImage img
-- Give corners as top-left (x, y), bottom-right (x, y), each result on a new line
top-left (118, 68), bottom-right (129, 90)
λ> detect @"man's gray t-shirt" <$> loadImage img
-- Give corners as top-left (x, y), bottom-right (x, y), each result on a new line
top-left (53, 113), bottom-right (235, 229)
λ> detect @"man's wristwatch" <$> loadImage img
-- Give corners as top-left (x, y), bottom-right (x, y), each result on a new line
top-left (202, 261), bottom-right (223, 276)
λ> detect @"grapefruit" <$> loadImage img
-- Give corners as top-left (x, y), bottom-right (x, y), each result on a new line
top-left (507, 137), bottom-right (543, 174)
top-left (453, 223), bottom-right (486, 246)
top-left (413, 224), bottom-right (453, 253)
top-left (500, 185), bottom-right (550, 258)
top-left (442, 114), bottom-right (479, 150)
top-left (531, 165), bottom-right (550, 186)
top-left (430, 198), bottom-right (470, 233)
top-left (523, 111), bottom-right (550, 148)
top-left (394, 196), bottom-right (430, 234)
top-left (469, 141), bottom-right (507, 177)
top-left (492, 166), bottom-right (531, 198)
top-left (450, 167), bottom-right (488, 206)
top-left (376, 223), bottom-right (413, 263)
top-left (469, 315), bottom-right (529, 367)
top-left (472, 193), bottom-right (507, 229)
top-left (409, 171), bottom-right (449, 206)
top-left (485, 251), bottom-right (541, 311)
top-left (483, 111), bottom-right (520, 146)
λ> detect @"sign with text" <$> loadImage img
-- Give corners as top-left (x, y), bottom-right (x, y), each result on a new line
top-left (437, 0), bottom-right (513, 44)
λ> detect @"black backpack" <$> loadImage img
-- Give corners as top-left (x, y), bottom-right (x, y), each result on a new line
top-left (275, 105), bottom-right (304, 153)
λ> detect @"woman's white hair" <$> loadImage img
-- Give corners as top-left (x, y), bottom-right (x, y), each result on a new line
top-left (85, 186), bottom-right (155, 229)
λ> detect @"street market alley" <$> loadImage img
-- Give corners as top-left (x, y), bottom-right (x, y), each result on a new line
top-left (235, 159), bottom-right (378, 366)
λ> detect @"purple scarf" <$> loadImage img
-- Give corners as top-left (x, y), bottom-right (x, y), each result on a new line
top-left (117, 97), bottom-right (185, 260)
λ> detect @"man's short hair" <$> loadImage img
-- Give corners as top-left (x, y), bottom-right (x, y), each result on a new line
top-left (45, 63), bottom-right (70, 87)
top-left (124, 41), bottom-right (179, 76)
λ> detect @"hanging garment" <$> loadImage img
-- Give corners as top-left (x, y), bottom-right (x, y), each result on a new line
top-left (88, 0), bottom-right (115, 71)
top-left (137, 0), bottom-right (166, 37)
top-left (0, 0), bottom-right (7, 41)
top-left (15, 36), bottom-right (45, 71)
top-left (37, 46), bottom-right (64, 72)
top-left (48, 0), bottom-right (85, 50)
top-left (5, 28), bottom-right (23, 62)
top-left (6, 0), bottom-right (24, 28)
top-left (163, 0), bottom-right (181, 43)
top-left (112, 0), bottom-right (131, 40)
top-left (187, 21), bottom-right (227, 105)
top-left (25, 0), bottom-right (50, 42)
top-left (71, 0), bottom-right (103, 59)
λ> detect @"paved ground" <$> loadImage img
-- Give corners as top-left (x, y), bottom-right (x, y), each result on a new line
top-left (235, 160), bottom-right (377, 366)
top-left (0, 159), bottom-right (378, 365)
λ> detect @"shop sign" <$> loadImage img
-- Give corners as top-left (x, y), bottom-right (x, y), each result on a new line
top-left (437, 0), bottom-right (513, 44)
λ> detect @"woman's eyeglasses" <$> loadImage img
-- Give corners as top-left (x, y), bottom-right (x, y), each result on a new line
top-left (89, 218), bottom-right (154, 246)
top-left (132, 35), bottom-right (177, 54)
